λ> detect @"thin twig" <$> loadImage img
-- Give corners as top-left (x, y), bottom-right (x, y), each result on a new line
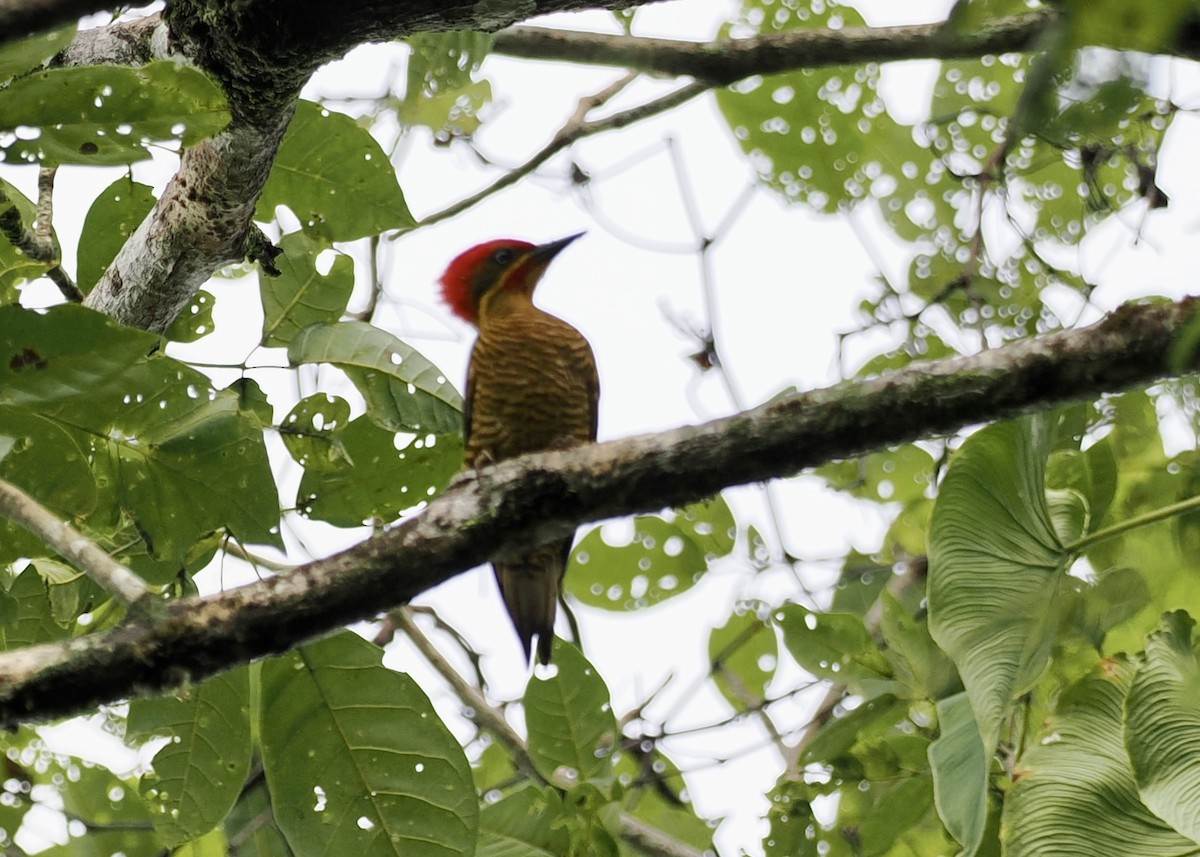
top-left (0, 478), bottom-right (151, 606)
top-left (0, 169), bottom-right (83, 302)
top-left (413, 78), bottom-right (708, 229)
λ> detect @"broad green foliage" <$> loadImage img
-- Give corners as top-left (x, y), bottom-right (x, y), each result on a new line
top-left (0, 62), bottom-right (229, 165)
top-left (77, 176), bottom-right (156, 294)
top-left (128, 666), bottom-right (253, 847)
top-left (288, 321), bottom-right (463, 434)
top-left (257, 100), bottom-right (414, 239)
top-left (525, 640), bottom-right (617, 783)
top-left (5, 0), bottom-right (1200, 854)
top-left (261, 632), bottom-right (478, 857)
top-left (569, 495), bottom-right (736, 610)
top-left (0, 178), bottom-right (52, 297)
top-left (0, 25), bottom-right (76, 85)
top-left (402, 31), bottom-right (494, 139)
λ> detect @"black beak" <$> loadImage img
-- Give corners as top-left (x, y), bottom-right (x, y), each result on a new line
top-left (531, 231), bottom-right (585, 263)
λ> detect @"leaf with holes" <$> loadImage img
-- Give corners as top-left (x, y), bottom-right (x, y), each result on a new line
top-left (0, 62), bottom-right (228, 165)
top-left (568, 495), bottom-right (734, 611)
top-left (280, 393), bottom-right (353, 472)
top-left (77, 176), bottom-right (156, 294)
top-left (776, 603), bottom-right (892, 687)
top-left (709, 607), bottom-right (777, 708)
top-left (257, 100), bottom-right (414, 240)
top-left (296, 416), bottom-right (461, 527)
top-left (261, 632), bottom-right (477, 857)
top-left (525, 641), bottom-right (617, 784)
top-left (288, 321), bottom-right (462, 435)
top-left (260, 232), bottom-right (354, 347)
top-left (128, 666), bottom-right (252, 847)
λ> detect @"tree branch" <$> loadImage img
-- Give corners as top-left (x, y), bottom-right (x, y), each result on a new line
top-left (493, 10), bottom-right (1059, 83)
top-left (0, 478), bottom-right (151, 606)
top-left (0, 296), bottom-right (1196, 725)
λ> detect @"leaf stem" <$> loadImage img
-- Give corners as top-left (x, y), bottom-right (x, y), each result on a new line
top-left (1067, 494), bottom-right (1200, 554)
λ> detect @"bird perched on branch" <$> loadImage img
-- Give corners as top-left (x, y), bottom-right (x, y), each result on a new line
top-left (439, 232), bottom-right (598, 664)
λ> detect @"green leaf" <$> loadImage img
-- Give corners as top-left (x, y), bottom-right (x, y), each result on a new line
top-left (83, 361), bottom-right (281, 562)
top-left (128, 666), bottom-right (252, 847)
top-left (224, 770), bottom-right (290, 857)
top-left (164, 289), bottom-right (216, 343)
top-left (477, 784), bottom-right (569, 857)
top-left (1127, 612), bottom-right (1200, 841)
top-left (260, 232), bottom-right (354, 347)
top-left (928, 416), bottom-right (1067, 752)
top-left (0, 62), bottom-right (229, 165)
top-left (816, 445), bottom-right (934, 504)
top-left (800, 693), bottom-right (909, 767)
top-left (1065, 0), bottom-right (1192, 52)
top-left (708, 606), bottom-right (777, 708)
top-left (402, 32), bottom-right (494, 139)
top-left (288, 321), bottom-right (462, 434)
top-left (879, 590), bottom-right (959, 700)
top-left (261, 631), bottom-right (477, 857)
top-left (928, 693), bottom-right (988, 857)
top-left (0, 303), bottom-right (156, 407)
top-left (525, 640), bottom-right (617, 783)
top-left (0, 24), bottom-right (76, 85)
top-left (257, 100), bottom-right (414, 240)
top-left (0, 405), bottom-right (96, 518)
top-left (569, 496), bottom-right (735, 611)
top-left (76, 176), bottom-right (156, 294)
top-left (56, 761), bottom-right (157, 857)
top-left (762, 775), bottom-right (816, 857)
top-left (715, 0), bottom-right (912, 214)
top-left (1005, 659), bottom-right (1198, 856)
top-left (281, 393), bottom-right (353, 472)
top-left (775, 603), bottom-right (891, 685)
top-left (296, 416), bottom-right (461, 527)
top-left (0, 178), bottom-right (51, 297)
top-left (0, 567), bottom-right (68, 650)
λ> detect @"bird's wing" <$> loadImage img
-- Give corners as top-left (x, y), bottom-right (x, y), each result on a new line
top-left (463, 338), bottom-right (481, 454)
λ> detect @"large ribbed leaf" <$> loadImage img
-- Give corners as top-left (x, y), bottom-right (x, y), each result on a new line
top-left (1127, 612), bottom-right (1200, 840)
top-left (288, 321), bottom-right (462, 434)
top-left (128, 666), bottom-right (252, 847)
top-left (928, 693), bottom-right (988, 856)
top-left (261, 632), bottom-right (476, 857)
top-left (525, 641), bottom-right (617, 783)
top-left (928, 416), bottom-right (1067, 752)
top-left (1005, 660), bottom-right (1199, 856)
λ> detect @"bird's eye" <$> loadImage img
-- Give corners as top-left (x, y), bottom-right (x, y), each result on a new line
top-left (493, 248), bottom-right (514, 266)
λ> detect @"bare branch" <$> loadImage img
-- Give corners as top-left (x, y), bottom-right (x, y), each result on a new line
top-left (0, 478), bottom-right (151, 606)
top-left (415, 77), bottom-right (707, 229)
top-left (0, 296), bottom-right (1196, 724)
top-left (493, 11), bottom-right (1061, 83)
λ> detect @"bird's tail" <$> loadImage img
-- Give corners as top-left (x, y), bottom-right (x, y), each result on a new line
top-left (494, 539), bottom-right (570, 665)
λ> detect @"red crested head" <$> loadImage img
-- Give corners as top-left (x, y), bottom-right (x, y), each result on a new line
top-left (438, 233), bottom-right (584, 326)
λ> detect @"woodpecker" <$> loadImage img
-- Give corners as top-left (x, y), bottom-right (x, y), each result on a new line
top-left (439, 232), bottom-right (598, 664)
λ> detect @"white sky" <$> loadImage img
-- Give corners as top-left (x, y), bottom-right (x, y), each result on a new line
top-left (10, 0), bottom-right (1200, 853)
